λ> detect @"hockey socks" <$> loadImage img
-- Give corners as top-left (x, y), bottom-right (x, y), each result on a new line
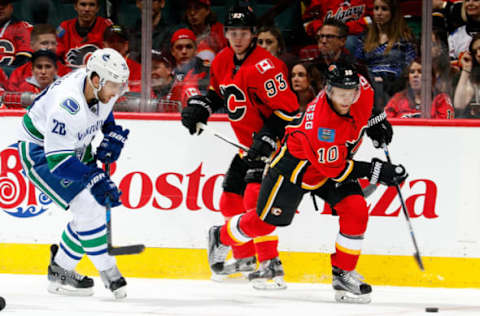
top-left (221, 211), bottom-right (277, 246)
top-left (56, 223), bottom-right (85, 270)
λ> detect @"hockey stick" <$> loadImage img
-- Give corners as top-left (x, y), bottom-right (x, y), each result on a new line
top-left (105, 163), bottom-right (145, 256)
top-left (382, 145), bottom-right (424, 271)
top-left (196, 122), bottom-right (270, 163)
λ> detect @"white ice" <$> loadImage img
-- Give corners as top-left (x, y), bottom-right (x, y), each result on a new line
top-left (0, 273), bottom-right (479, 315)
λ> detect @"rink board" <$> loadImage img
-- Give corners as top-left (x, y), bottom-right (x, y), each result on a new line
top-left (1, 110), bottom-right (480, 287)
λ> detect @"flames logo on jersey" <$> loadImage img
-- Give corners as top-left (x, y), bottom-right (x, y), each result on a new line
top-left (66, 44), bottom-right (98, 67)
top-left (0, 39), bottom-right (15, 66)
top-left (0, 144), bottom-right (51, 218)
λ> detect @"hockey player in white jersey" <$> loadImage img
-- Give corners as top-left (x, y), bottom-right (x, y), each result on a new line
top-left (17, 48), bottom-right (130, 299)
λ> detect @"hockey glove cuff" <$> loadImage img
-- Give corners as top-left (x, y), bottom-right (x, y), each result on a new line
top-left (366, 111), bottom-right (393, 148)
top-left (368, 158), bottom-right (408, 186)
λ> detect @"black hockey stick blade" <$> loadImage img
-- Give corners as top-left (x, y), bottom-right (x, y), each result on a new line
top-left (108, 244), bottom-right (145, 256)
top-left (414, 251), bottom-right (425, 271)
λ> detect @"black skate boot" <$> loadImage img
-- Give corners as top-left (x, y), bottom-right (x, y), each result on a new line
top-left (248, 257), bottom-right (287, 290)
top-left (47, 244), bottom-right (94, 296)
top-left (100, 266), bottom-right (127, 299)
top-left (207, 226), bottom-right (231, 273)
top-left (211, 256), bottom-right (257, 281)
top-left (332, 266), bottom-right (372, 304)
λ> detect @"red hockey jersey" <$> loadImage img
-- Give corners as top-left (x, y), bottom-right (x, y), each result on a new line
top-left (209, 46), bottom-right (299, 149)
top-left (56, 17), bottom-right (112, 68)
top-left (0, 18), bottom-right (32, 66)
top-left (302, 0), bottom-right (373, 36)
top-left (284, 75), bottom-right (374, 189)
top-left (385, 92), bottom-right (455, 119)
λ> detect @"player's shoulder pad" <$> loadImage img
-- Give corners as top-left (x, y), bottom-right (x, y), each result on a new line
top-left (59, 98), bottom-right (80, 115)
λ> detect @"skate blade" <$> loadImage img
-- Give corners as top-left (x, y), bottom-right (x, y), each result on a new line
top-left (112, 286), bottom-right (127, 300)
top-left (250, 276), bottom-right (287, 291)
top-left (210, 272), bottom-right (249, 283)
top-left (334, 290), bottom-right (371, 304)
top-left (48, 282), bottom-right (94, 297)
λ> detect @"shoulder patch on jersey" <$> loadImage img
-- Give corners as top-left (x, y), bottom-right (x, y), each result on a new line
top-left (255, 58), bottom-right (275, 74)
top-left (56, 26), bottom-right (65, 38)
top-left (318, 128), bottom-right (335, 143)
top-left (60, 98), bottom-right (80, 115)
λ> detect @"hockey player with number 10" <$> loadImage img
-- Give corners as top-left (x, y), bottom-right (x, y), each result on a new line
top-left (208, 62), bottom-right (409, 303)
top-left (17, 48), bottom-right (130, 299)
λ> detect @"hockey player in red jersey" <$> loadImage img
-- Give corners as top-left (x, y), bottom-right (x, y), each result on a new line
top-left (207, 62), bottom-right (408, 303)
top-left (56, 0), bottom-right (112, 68)
top-left (181, 4), bottom-right (299, 290)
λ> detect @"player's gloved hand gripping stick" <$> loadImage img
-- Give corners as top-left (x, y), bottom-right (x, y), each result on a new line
top-left (196, 122), bottom-right (270, 163)
top-left (383, 145), bottom-right (424, 271)
top-left (105, 163), bottom-right (145, 256)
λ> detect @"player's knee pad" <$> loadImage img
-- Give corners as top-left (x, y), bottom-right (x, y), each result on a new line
top-left (68, 189), bottom-right (106, 231)
top-left (335, 195), bottom-right (369, 235)
top-left (239, 210), bottom-right (276, 237)
top-left (243, 182), bottom-right (261, 211)
top-left (220, 191), bottom-right (246, 218)
top-left (222, 154), bottom-right (248, 195)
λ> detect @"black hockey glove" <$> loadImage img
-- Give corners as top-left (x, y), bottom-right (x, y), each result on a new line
top-left (368, 158), bottom-right (408, 186)
top-left (181, 95), bottom-right (213, 135)
top-left (244, 160), bottom-right (266, 183)
top-left (366, 111), bottom-right (393, 148)
top-left (244, 132), bottom-right (276, 166)
top-left (83, 168), bottom-right (122, 207)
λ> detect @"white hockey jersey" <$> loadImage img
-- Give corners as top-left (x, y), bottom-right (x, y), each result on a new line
top-left (18, 68), bottom-right (121, 173)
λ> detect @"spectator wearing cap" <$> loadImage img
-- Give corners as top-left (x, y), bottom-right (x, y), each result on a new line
top-left (151, 49), bottom-right (174, 99)
top-left (8, 24), bottom-right (71, 92)
top-left (167, 28), bottom-right (209, 108)
top-left (185, 0), bottom-right (227, 64)
top-left (129, 0), bottom-right (182, 63)
top-left (13, 49), bottom-right (57, 93)
top-left (103, 24), bottom-right (142, 92)
top-left (56, 0), bottom-right (112, 68)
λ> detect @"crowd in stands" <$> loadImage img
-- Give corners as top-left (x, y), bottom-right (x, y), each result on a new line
top-left (0, 0), bottom-right (478, 119)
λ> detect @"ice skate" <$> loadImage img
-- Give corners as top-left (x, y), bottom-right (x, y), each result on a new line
top-left (210, 256), bottom-right (257, 281)
top-left (207, 226), bottom-right (231, 273)
top-left (47, 244), bottom-right (94, 296)
top-left (100, 266), bottom-right (127, 299)
top-left (248, 257), bottom-right (287, 290)
top-left (332, 266), bottom-right (372, 304)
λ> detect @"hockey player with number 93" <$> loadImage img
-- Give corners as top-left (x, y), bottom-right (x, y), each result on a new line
top-left (181, 4), bottom-right (299, 289)
top-left (17, 48), bottom-right (130, 299)
top-left (207, 62), bottom-right (409, 303)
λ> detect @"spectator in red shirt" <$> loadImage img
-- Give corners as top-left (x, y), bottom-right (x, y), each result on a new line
top-left (102, 24), bottom-right (141, 93)
top-left (14, 49), bottom-right (58, 94)
top-left (8, 24), bottom-right (71, 92)
top-left (185, 0), bottom-right (227, 64)
top-left (56, 0), bottom-right (112, 68)
top-left (385, 58), bottom-right (454, 119)
top-left (0, 0), bottom-right (33, 68)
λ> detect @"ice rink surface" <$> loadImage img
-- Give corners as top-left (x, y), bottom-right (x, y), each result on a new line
top-left (0, 273), bottom-right (479, 316)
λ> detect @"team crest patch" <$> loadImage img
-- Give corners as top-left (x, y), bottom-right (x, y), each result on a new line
top-left (317, 128), bottom-right (335, 142)
top-left (271, 207), bottom-right (282, 216)
top-left (61, 98), bottom-right (79, 115)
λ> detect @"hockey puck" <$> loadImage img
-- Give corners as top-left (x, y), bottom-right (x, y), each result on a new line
top-left (425, 307), bottom-right (439, 312)
top-left (0, 296), bottom-right (5, 311)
